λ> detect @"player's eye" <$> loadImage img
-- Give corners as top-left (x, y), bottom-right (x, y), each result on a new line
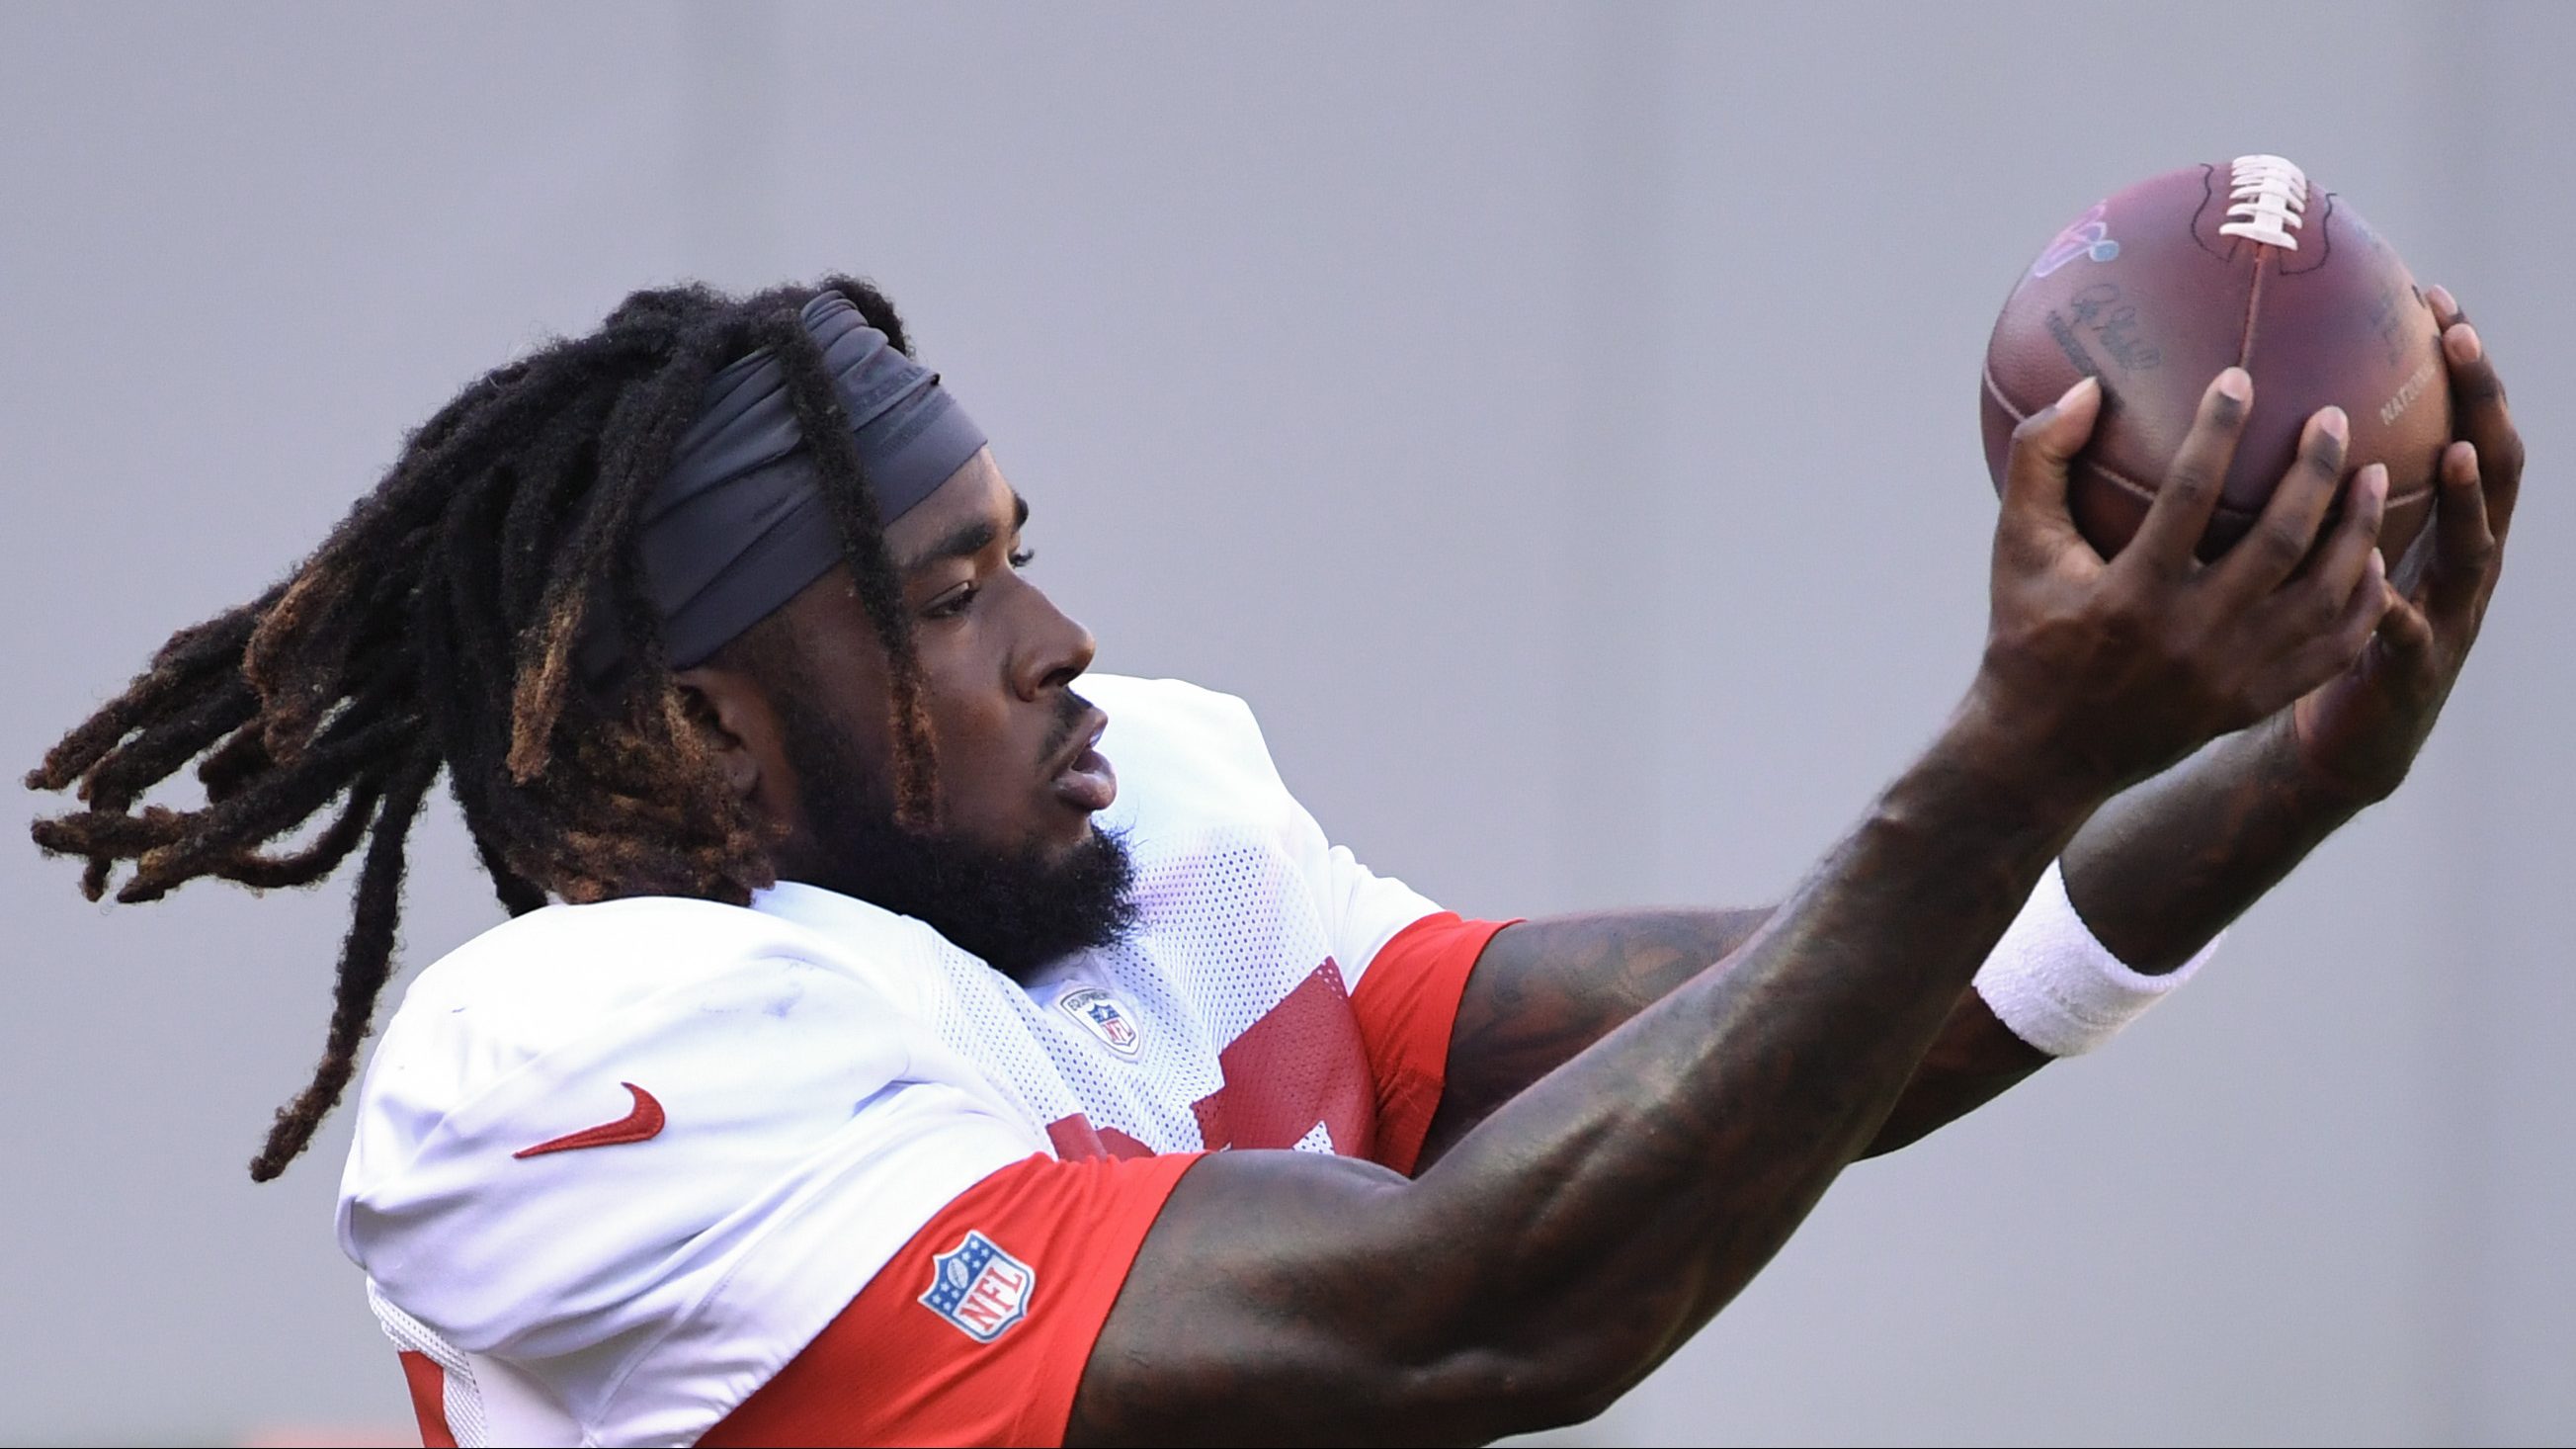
top-left (1008, 548), bottom-right (1035, 569)
top-left (923, 582), bottom-right (978, 620)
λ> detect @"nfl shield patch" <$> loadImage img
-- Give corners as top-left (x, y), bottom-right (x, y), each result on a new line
top-left (919, 1231), bottom-right (1037, 1343)
top-left (1058, 984), bottom-right (1142, 1059)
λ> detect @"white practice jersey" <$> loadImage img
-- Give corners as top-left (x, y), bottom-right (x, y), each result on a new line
top-left (337, 675), bottom-right (1507, 1447)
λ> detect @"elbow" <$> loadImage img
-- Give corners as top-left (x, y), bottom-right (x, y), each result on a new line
top-left (1501, 1375), bottom-right (1623, 1440)
top-left (1424, 1351), bottom-right (1639, 1442)
top-left (1393, 1321), bottom-right (1668, 1442)
top-left (1361, 1193), bottom-right (1702, 1437)
top-left (1515, 1336), bottom-right (1669, 1435)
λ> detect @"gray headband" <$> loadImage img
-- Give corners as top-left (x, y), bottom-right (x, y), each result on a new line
top-left (583, 292), bottom-right (988, 680)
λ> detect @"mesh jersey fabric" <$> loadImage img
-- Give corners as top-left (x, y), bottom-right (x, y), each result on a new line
top-left (336, 675), bottom-right (1501, 1447)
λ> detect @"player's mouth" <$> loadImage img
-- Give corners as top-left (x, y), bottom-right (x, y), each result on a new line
top-left (1048, 707), bottom-right (1117, 813)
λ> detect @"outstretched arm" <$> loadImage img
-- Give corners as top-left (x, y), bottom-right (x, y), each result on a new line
top-left (1079, 715), bottom-right (2085, 1446)
top-left (1419, 297), bottom-right (2520, 1168)
top-left (1070, 373), bottom-right (2405, 1445)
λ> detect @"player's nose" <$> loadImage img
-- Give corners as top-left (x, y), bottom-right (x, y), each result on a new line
top-left (1012, 584), bottom-right (1097, 700)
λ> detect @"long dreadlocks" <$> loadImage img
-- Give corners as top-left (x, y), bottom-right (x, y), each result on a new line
top-left (27, 277), bottom-right (941, 1181)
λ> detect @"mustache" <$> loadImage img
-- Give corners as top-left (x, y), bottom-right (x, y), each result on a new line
top-left (1038, 689), bottom-right (1095, 762)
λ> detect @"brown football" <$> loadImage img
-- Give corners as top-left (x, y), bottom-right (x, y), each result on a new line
top-left (1982, 155), bottom-right (2449, 561)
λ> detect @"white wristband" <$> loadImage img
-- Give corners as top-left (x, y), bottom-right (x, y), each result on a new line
top-left (1971, 861), bottom-right (2217, 1057)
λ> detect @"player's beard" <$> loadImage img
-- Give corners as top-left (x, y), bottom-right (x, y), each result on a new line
top-left (769, 684), bottom-right (1138, 982)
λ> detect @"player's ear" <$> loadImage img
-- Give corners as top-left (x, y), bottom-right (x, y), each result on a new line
top-left (671, 664), bottom-right (769, 805)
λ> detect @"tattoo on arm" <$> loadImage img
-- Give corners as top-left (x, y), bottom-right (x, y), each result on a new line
top-left (1418, 908), bottom-right (2047, 1169)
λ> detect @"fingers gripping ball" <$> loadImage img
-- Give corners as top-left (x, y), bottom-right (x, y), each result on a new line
top-left (1982, 155), bottom-right (2450, 561)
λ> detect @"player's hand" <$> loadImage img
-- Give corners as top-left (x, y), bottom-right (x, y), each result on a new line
top-left (2285, 289), bottom-right (2522, 804)
top-left (1974, 369), bottom-right (2392, 800)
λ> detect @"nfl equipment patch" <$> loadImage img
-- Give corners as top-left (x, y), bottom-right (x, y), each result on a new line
top-left (1057, 984), bottom-right (1142, 1058)
top-left (919, 1231), bottom-right (1037, 1343)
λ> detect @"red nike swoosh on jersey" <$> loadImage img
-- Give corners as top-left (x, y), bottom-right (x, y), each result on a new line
top-left (513, 1082), bottom-right (665, 1159)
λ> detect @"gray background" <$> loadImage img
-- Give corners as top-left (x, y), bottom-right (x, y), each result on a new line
top-left (2, 3), bottom-right (2567, 1444)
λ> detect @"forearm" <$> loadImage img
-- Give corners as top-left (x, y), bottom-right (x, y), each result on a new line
top-left (1417, 757), bottom-right (2063, 1336)
top-left (2061, 710), bottom-right (2368, 974)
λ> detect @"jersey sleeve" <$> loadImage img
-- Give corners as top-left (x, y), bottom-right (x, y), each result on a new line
top-left (339, 910), bottom-right (1073, 1445)
top-left (1346, 911), bottom-right (1515, 1175)
top-left (699, 1151), bottom-right (1201, 1448)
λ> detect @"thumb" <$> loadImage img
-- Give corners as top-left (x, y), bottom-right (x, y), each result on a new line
top-left (2001, 375), bottom-right (2101, 540)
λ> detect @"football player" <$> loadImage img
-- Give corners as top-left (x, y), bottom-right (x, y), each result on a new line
top-left (30, 278), bottom-right (2519, 1445)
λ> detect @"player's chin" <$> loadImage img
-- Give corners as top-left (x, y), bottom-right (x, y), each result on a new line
top-left (1035, 797), bottom-right (1106, 853)
top-left (1015, 795), bottom-right (1098, 856)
